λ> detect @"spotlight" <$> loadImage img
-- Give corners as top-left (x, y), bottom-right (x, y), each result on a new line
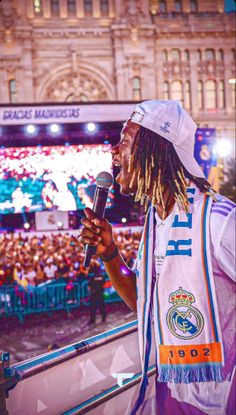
top-left (57, 221), bottom-right (63, 228)
top-left (24, 222), bottom-right (30, 230)
top-left (49, 123), bottom-right (61, 134)
top-left (215, 139), bottom-right (232, 158)
top-left (121, 217), bottom-right (127, 223)
top-left (86, 122), bottom-right (96, 133)
top-left (26, 124), bottom-right (37, 135)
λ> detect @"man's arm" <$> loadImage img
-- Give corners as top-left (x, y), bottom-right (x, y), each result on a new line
top-left (102, 252), bottom-right (137, 312)
top-left (80, 208), bottom-right (137, 312)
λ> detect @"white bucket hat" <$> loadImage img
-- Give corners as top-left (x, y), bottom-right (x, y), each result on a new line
top-left (129, 100), bottom-right (205, 178)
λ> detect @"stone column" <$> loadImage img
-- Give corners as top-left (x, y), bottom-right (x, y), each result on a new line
top-left (93, 0), bottom-right (101, 18)
top-left (60, 0), bottom-right (68, 18)
top-left (0, 67), bottom-right (9, 103)
top-left (20, 37), bottom-right (34, 102)
top-left (43, 0), bottom-right (51, 18)
top-left (76, 0), bottom-right (84, 17)
top-left (27, 0), bottom-right (34, 18)
top-left (189, 49), bottom-right (199, 116)
top-left (224, 48), bottom-right (233, 113)
top-left (109, 0), bottom-right (115, 18)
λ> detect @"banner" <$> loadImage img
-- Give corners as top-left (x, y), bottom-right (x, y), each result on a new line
top-left (194, 128), bottom-right (219, 191)
top-left (35, 210), bottom-right (69, 231)
top-left (0, 103), bottom-right (135, 125)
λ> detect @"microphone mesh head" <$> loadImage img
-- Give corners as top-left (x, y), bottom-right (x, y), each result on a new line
top-left (96, 171), bottom-right (113, 189)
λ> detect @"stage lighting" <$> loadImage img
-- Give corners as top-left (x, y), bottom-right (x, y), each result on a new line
top-left (86, 122), bottom-right (96, 133)
top-left (57, 221), bottom-right (63, 228)
top-left (24, 222), bottom-right (30, 229)
top-left (26, 124), bottom-right (37, 135)
top-left (49, 123), bottom-right (61, 134)
top-left (121, 217), bottom-right (127, 223)
top-left (215, 139), bottom-right (232, 158)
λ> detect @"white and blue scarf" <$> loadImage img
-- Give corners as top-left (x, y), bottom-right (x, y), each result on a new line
top-left (131, 186), bottom-right (224, 414)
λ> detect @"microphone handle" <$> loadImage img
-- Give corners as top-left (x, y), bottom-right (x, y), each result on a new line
top-left (83, 187), bottom-right (108, 268)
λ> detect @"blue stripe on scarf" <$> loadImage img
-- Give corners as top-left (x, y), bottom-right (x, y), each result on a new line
top-left (130, 209), bottom-right (153, 415)
top-left (203, 196), bottom-right (219, 342)
top-left (155, 283), bottom-right (163, 344)
top-left (130, 311), bottom-right (152, 415)
top-left (141, 209), bottom-right (151, 359)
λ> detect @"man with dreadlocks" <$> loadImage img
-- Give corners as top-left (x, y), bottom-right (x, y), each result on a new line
top-left (80, 100), bottom-right (235, 415)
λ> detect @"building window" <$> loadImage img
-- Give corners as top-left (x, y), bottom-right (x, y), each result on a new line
top-left (185, 81), bottom-right (191, 109)
top-left (184, 49), bottom-right (190, 61)
top-left (231, 82), bottom-right (236, 108)
top-left (67, 0), bottom-right (76, 15)
top-left (162, 49), bottom-right (168, 62)
top-left (190, 0), bottom-right (198, 12)
top-left (205, 80), bottom-right (216, 109)
top-left (174, 0), bottom-right (182, 13)
top-left (218, 80), bottom-right (225, 109)
top-left (84, 0), bottom-right (93, 16)
top-left (159, 0), bottom-right (167, 13)
top-left (51, 0), bottom-right (60, 16)
top-left (163, 81), bottom-right (170, 100)
top-left (171, 81), bottom-right (183, 105)
top-left (132, 77), bottom-right (141, 101)
top-left (232, 49), bottom-right (236, 61)
top-left (100, 0), bottom-right (109, 15)
top-left (197, 80), bottom-right (203, 110)
top-left (34, 0), bottom-right (42, 15)
top-left (171, 49), bottom-right (181, 61)
top-left (9, 79), bottom-right (17, 103)
top-left (218, 49), bottom-right (224, 61)
top-left (197, 49), bottom-right (202, 61)
top-left (205, 49), bottom-right (215, 61)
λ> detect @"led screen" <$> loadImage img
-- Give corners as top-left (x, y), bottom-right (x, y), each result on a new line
top-left (0, 144), bottom-right (113, 214)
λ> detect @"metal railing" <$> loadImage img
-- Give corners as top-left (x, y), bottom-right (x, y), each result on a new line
top-left (0, 279), bottom-right (122, 321)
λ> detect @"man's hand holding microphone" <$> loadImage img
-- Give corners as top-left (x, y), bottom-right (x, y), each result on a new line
top-left (78, 171), bottom-right (137, 312)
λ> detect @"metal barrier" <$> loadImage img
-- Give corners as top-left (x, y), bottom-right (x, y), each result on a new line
top-left (1, 320), bottom-right (156, 415)
top-left (0, 279), bottom-right (122, 321)
top-left (0, 282), bottom-right (81, 322)
top-left (80, 280), bottom-right (123, 306)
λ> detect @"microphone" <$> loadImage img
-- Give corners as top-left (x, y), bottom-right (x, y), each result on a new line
top-left (83, 171), bottom-right (113, 268)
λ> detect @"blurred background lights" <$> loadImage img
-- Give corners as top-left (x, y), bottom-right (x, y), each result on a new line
top-left (57, 221), bottom-right (63, 228)
top-left (121, 217), bottom-right (127, 223)
top-left (49, 123), bottom-right (61, 134)
top-left (23, 222), bottom-right (30, 229)
top-left (215, 139), bottom-right (232, 158)
top-left (26, 124), bottom-right (37, 134)
top-left (228, 78), bottom-right (236, 84)
top-left (86, 122), bottom-right (96, 133)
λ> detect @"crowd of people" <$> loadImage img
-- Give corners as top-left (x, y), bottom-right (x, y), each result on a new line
top-left (0, 228), bottom-right (141, 289)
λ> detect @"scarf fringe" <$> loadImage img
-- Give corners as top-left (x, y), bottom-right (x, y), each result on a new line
top-left (158, 364), bottom-right (224, 384)
top-left (130, 374), bottom-right (149, 415)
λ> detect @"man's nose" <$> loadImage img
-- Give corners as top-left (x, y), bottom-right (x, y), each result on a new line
top-left (111, 144), bottom-right (119, 155)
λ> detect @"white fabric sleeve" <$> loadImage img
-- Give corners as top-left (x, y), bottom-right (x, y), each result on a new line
top-left (210, 208), bottom-right (236, 281)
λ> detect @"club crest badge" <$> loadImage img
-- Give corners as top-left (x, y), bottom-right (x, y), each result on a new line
top-left (167, 287), bottom-right (204, 340)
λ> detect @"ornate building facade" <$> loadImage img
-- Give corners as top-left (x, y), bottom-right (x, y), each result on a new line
top-left (0, 0), bottom-right (235, 141)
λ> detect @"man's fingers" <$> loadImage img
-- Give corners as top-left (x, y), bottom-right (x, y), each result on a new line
top-left (91, 217), bottom-right (111, 232)
top-left (81, 228), bottom-right (101, 241)
top-left (84, 208), bottom-right (96, 219)
top-left (83, 209), bottom-right (111, 232)
top-left (81, 217), bottom-right (100, 233)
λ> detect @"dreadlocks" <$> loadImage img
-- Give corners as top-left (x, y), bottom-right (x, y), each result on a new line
top-left (128, 126), bottom-right (215, 214)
